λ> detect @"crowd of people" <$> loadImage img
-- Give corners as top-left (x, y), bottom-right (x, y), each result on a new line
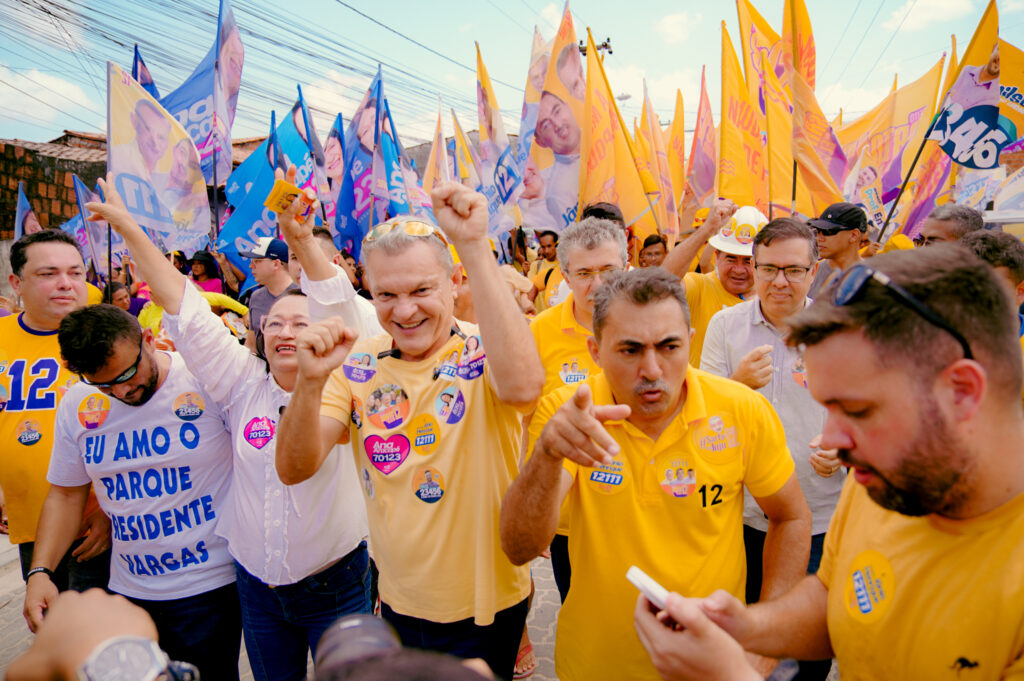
top-left (1, 174), bottom-right (1022, 681)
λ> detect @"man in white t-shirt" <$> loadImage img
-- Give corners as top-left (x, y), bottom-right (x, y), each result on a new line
top-left (23, 304), bottom-right (239, 680)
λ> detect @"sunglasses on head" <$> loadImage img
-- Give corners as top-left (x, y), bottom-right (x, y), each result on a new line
top-left (832, 263), bottom-right (973, 360)
top-left (364, 219), bottom-right (448, 246)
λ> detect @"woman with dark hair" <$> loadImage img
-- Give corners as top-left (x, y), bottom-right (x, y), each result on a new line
top-left (189, 251), bottom-right (223, 294)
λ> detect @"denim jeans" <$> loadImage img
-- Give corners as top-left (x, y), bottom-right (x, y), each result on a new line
top-left (235, 542), bottom-right (372, 681)
top-left (129, 582), bottom-right (242, 681)
top-left (381, 597), bottom-right (530, 680)
top-left (18, 538), bottom-right (110, 591)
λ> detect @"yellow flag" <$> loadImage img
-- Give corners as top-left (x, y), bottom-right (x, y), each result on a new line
top-left (421, 102), bottom-right (450, 194)
top-left (762, 52), bottom-right (800, 215)
top-left (449, 109), bottom-right (481, 189)
top-left (720, 22), bottom-right (767, 211)
top-left (640, 82), bottom-right (680, 238)
top-left (782, 0), bottom-right (816, 90)
top-left (790, 68), bottom-right (845, 214)
top-left (579, 29), bottom-right (657, 258)
top-left (665, 90), bottom-right (687, 208)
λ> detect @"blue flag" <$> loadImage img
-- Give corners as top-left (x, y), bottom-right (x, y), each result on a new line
top-left (159, 0), bottom-right (242, 184)
top-left (371, 97), bottom-right (434, 226)
top-left (14, 181), bottom-right (40, 240)
top-left (73, 175), bottom-right (133, 277)
top-left (132, 44), bottom-right (160, 99)
top-left (334, 69), bottom-right (382, 259)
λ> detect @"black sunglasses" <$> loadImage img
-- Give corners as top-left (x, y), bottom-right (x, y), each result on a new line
top-left (832, 264), bottom-right (973, 360)
top-left (810, 223), bottom-right (854, 237)
top-left (79, 341), bottom-right (144, 388)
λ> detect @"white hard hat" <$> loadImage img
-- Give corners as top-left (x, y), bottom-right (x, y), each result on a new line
top-left (707, 206), bottom-right (768, 257)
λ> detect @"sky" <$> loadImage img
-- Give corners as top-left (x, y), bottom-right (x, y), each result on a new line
top-left (1, 0), bottom-right (1023, 151)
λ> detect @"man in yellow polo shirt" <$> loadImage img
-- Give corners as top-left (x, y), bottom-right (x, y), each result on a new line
top-left (501, 268), bottom-right (810, 681)
top-left (276, 182), bottom-right (544, 680)
top-left (529, 216), bottom-right (628, 601)
top-left (530, 230), bottom-right (563, 312)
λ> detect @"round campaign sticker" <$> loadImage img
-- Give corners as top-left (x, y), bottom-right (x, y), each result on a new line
top-left (16, 419), bottom-right (42, 446)
top-left (77, 394), bottom-right (111, 430)
top-left (792, 355), bottom-right (808, 389)
top-left (843, 550), bottom-right (895, 624)
top-left (367, 384), bottom-right (411, 430)
top-left (457, 335), bottom-right (486, 380)
top-left (360, 467), bottom-right (375, 500)
top-left (658, 463), bottom-right (697, 499)
top-left (586, 459), bottom-right (627, 495)
top-left (411, 466), bottom-right (446, 504)
top-left (351, 396), bottom-right (364, 430)
top-left (734, 223), bottom-right (756, 245)
top-left (558, 360), bottom-right (588, 386)
top-left (0, 384), bottom-right (8, 413)
top-left (364, 433), bottom-right (410, 475)
top-left (720, 217), bottom-right (736, 237)
top-left (0, 349), bottom-right (9, 375)
top-left (343, 353), bottom-right (377, 383)
top-left (57, 376), bottom-right (78, 397)
top-left (435, 349), bottom-right (460, 382)
top-left (693, 415), bottom-right (740, 463)
top-left (407, 414), bottom-right (440, 455)
top-left (173, 392), bottom-right (205, 421)
top-left (435, 387), bottom-right (466, 425)
top-left (243, 416), bottom-right (276, 450)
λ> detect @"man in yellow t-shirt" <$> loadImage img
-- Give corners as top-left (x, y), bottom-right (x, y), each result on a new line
top-left (276, 183), bottom-right (544, 680)
top-left (635, 246), bottom-right (1024, 681)
top-left (529, 230), bottom-right (562, 312)
top-left (502, 268), bottom-right (810, 681)
top-left (0, 230), bottom-right (109, 589)
top-left (529, 216), bottom-right (628, 601)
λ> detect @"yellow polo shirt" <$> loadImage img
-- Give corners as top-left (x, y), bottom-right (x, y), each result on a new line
top-left (820, 480), bottom-right (1024, 680)
top-left (531, 262), bottom-right (564, 312)
top-left (684, 270), bottom-right (744, 367)
top-left (321, 322), bottom-right (532, 625)
top-left (529, 368), bottom-right (794, 681)
top-left (529, 293), bottom-right (600, 396)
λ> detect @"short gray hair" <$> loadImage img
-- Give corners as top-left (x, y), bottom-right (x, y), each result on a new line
top-left (557, 217), bottom-right (628, 272)
top-left (927, 204), bottom-right (984, 239)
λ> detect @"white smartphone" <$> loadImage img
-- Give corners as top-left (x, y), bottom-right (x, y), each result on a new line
top-left (626, 565), bottom-right (669, 610)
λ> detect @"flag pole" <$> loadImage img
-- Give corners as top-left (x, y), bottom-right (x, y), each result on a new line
top-left (877, 112), bottom-right (943, 243)
top-left (791, 160), bottom-right (798, 215)
top-left (212, 144), bottom-right (221, 243)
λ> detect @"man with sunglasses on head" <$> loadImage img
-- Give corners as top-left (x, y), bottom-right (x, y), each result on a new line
top-left (24, 302), bottom-right (241, 680)
top-left (276, 183), bottom-right (544, 680)
top-left (636, 244), bottom-right (1024, 680)
top-left (702, 218), bottom-right (843, 680)
top-left (807, 202), bottom-right (867, 299)
top-left (1, 230), bottom-right (111, 599)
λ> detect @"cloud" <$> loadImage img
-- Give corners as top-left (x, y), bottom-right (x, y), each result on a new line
top-left (817, 82), bottom-right (894, 123)
top-left (540, 3), bottom-right (562, 34)
top-left (0, 63), bottom-right (98, 126)
top-left (603, 63), bottom-right (701, 118)
top-left (881, 0), bottom-right (974, 32)
top-left (1005, 0), bottom-right (1024, 11)
top-left (654, 12), bottom-right (693, 45)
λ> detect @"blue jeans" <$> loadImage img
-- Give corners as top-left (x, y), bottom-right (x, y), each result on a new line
top-left (19, 538), bottom-right (110, 591)
top-left (235, 542), bottom-right (372, 681)
top-left (129, 582), bottom-right (242, 681)
top-left (381, 597), bottom-right (530, 680)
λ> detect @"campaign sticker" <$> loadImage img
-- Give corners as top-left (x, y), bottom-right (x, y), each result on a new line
top-left (587, 459), bottom-right (627, 495)
top-left (16, 419), bottom-right (42, 446)
top-left (360, 467), bottom-right (375, 500)
top-left (78, 394), bottom-right (111, 430)
top-left (0, 349), bottom-right (9, 374)
top-left (558, 360), bottom-right (588, 386)
top-left (411, 466), bottom-right (445, 504)
top-left (792, 355), bottom-right (808, 389)
top-left (659, 465), bottom-right (697, 498)
top-left (57, 376), bottom-right (78, 397)
top-left (457, 335), bottom-right (485, 380)
top-left (436, 349), bottom-right (460, 381)
top-left (0, 384), bottom-right (9, 413)
top-left (734, 223), bottom-right (756, 245)
top-left (244, 416), bottom-right (276, 449)
top-left (844, 550), bottom-right (895, 623)
top-left (693, 415), bottom-right (740, 463)
top-left (435, 387), bottom-right (466, 425)
top-left (407, 414), bottom-right (440, 455)
top-left (351, 396), bottom-right (364, 430)
top-left (367, 384), bottom-right (410, 430)
top-left (173, 392), bottom-right (205, 421)
top-left (365, 433), bottom-right (410, 475)
top-left (343, 353), bottom-right (377, 383)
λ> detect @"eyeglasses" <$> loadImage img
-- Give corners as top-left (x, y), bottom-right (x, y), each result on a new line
top-left (263, 318), bottom-right (309, 333)
top-left (79, 341), bottom-right (144, 387)
top-left (754, 264), bottom-right (813, 283)
top-left (832, 264), bottom-right (973, 360)
top-left (570, 265), bottom-right (623, 282)
top-left (364, 218), bottom-right (448, 246)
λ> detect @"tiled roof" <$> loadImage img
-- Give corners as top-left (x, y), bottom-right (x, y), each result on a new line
top-left (2, 138), bottom-right (107, 163)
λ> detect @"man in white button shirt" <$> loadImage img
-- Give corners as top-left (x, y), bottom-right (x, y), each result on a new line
top-left (84, 170), bottom-right (380, 681)
top-left (701, 218), bottom-right (844, 680)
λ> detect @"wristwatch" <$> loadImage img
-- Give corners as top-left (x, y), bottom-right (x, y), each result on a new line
top-left (76, 636), bottom-right (170, 681)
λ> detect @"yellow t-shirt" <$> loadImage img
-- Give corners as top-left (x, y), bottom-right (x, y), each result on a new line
top-left (0, 314), bottom-right (99, 542)
top-left (684, 270), bottom-right (744, 367)
top-left (531, 262), bottom-right (564, 312)
top-left (321, 323), bottom-right (532, 625)
top-left (529, 368), bottom-right (794, 681)
top-left (529, 294), bottom-right (600, 396)
top-left (820, 480), bottom-right (1024, 680)
top-left (86, 282), bottom-right (103, 306)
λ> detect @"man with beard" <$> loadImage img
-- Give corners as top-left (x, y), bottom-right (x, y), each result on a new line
top-left (24, 304), bottom-right (240, 680)
top-left (635, 245), bottom-right (1024, 680)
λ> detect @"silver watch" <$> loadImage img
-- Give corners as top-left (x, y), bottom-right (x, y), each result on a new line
top-left (77, 636), bottom-right (169, 681)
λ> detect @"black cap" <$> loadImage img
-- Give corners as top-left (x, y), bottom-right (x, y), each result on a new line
top-left (808, 202), bottom-right (868, 233)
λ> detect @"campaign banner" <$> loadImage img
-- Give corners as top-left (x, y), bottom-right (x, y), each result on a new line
top-left (421, 105), bottom-right (450, 194)
top-left (59, 214), bottom-right (92, 270)
top-left (687, 66), bottom-right (717, 207)
top-left (14, 181), bottom-right (41, 240)
top-left (476, 44), bottom-right (521, 241)
top-left (324, 113), bottom-right (346, 220)
top-left (159, 0), bottom-right (242, 184)
top-left (132, 44), bottom-right (160, 99)
top-left (73, 175), bottom-right (131, 277)
top-left (107, 61), bottom-right (211, 255)
top-left (294, 84), bottom-right (336, 226)
top-left (720, 23), bottom-right (767, 212)
top-left (450, 110), bottom-right (482, 190)
top-left (516, 27), bottom-right (552, 184)
top-left (993, 164), bottom-right (1024, 210)
top-left (370, 97), bottom-right (434, 227)
top-left (334, 69), bottom-right (381, 258)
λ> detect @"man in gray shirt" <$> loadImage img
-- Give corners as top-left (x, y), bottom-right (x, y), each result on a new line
top-left (701, 217), bottom-right (843, 680)
top-left (240, 237), bottom-right (298, 350)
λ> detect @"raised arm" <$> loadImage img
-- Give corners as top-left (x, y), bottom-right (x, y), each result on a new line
top-left (432, 183), bottom-right (544, 407)
top-left (86, 174), bottom-right (188, 315)
top-left (662, 199), bottom-right (737, 278)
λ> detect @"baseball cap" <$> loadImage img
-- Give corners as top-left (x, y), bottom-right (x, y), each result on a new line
top-left (240, 237), bottom-right (289, 262)
top-left (708, 206), bottom-right (768, 257)
top-left (808, 202), bottom-right (868, 234)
